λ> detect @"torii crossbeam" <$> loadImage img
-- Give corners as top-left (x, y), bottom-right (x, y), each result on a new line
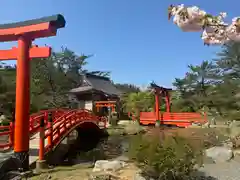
top-left (0, 14), bottom-right (65, 171)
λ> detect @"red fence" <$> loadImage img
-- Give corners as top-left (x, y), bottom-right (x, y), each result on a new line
top-left (140, 112), bottom-right (207, 127)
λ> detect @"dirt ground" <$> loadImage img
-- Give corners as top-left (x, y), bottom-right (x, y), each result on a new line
top-left (29, 163), bottom-right (139, 180)
top-left (29, 164), bottom-right (93, 180)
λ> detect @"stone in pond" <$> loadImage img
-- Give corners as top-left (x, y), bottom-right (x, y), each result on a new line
top-left (92, 160), bottom-right (126, 172)
top-left (134, 172), bottom-right (146, 180)
top-left (205, 146), bottom-right (233, 163)
top-left (0, 154), bottom-right (22, 179)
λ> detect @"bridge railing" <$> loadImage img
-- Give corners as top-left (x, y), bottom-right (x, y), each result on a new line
top-left (0, 108), bottom-right (107, 152)
top-left (0, 109), bottom-right (71, 150)
top-left (29, 109), bottom-right (67, 134)
top-left (31, 109), bottom-right (106, 161)
top-left (140, 111), bottom-right (208, 127)
top-left (0, 122), bottom-right (14, 150)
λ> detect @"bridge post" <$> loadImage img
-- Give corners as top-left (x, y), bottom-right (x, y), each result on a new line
top-left (9, 121), bottom-right (14, 147)
top-left (9, 108), bottom-right (15, 147)
top-left (39, 118), bottom-right (45, 161)
top-left (36, 118), bottom-right (47, 170)
top-left (47, 113), bottom-right (53, 149)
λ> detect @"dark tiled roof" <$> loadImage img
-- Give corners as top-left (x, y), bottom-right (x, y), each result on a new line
top-left (69, 73), bottom-right (122, 96)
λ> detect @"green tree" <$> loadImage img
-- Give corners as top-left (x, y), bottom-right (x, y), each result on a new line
top-left (0, 64), bottom-right (16, 118)
top-left (122, 91), bottom-right (155, 119)
top-left (172, 42), bottom-right (240, 121)
top-left (210, 42), bottom-right (240, 120)
top-left (115, 83), bottom-right (140, 94)
top-left (0, 47), bottom-right (110, 117)
top-left (30, 47), bottom-right (109, 112)
top-left (172, 61), bottom-right (214, 112)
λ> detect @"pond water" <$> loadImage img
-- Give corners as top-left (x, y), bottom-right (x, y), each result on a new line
top-left (62, 134), bottom-right (132, 166)
top-left (61, 126), bottom-right (193, 166)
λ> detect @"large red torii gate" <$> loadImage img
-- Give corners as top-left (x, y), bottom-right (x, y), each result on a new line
top-left (0, 15), bottom-right (65, 171)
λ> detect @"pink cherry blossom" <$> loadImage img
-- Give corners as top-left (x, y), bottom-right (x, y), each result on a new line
top-left (168, 4), bottom-right (240, 45)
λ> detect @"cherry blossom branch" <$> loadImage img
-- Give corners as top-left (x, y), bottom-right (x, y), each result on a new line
top-left (168, 4), bottom-right (240, 45)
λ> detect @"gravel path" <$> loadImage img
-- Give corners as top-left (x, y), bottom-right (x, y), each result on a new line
top-left (196, 160), bottom-right (240, 180)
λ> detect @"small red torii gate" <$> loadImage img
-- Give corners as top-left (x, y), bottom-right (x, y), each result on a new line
top-left (150, 82), bottom-right (172, 122)
top-left (95, 101), bottom-right (117, 113)
top-left (139, 82), bottom-right (207, 127)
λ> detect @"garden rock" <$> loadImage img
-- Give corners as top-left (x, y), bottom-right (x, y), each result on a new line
top-left (229, 126), bottom-right (240, 138)
top-left (202, 122), bottom-right (210, 128)
top-left (0, 154), bottom-right (22, 180)
top-left (205, 146), bottom-right (233, 162)
top-left (134, 172), bottom-right (146, 180)
top-left (0, 151), bottom-right (13, 163)
top-left (118, 120), bottom-right (132, 126)
top-left (88, 174), bottom-right (119, 180)
top-left (222, 140), bottom-right (234, 149)
top-left (232, 136), bottom-right (240, 148)
top-left (188, 123), bottom-right (202, 128)
top-left (124, 123), bottom-right (145, 135)
top-left (92, 160), bottom-right (127, 172)
top-left (114, 155), bottom-right (129, 162)
top-left (0, 114), bottom-right (7, 124)
top-left (229, 120), bottom-right (240, 128)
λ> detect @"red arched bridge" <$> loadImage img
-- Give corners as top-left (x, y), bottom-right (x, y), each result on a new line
top-left (0, 109), bottom-right (107, 165)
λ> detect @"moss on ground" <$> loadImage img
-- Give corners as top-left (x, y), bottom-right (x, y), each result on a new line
top-left (107, 121), bottom-right (145, 136)
top-left (29, 164), bottom-right (93, 180)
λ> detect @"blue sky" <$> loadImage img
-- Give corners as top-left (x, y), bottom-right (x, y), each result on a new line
top-left (0, 0), bottom-right (238, 87)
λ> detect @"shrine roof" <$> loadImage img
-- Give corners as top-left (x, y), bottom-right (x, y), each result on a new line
top-left (69, 73), bottom-right (122, 96)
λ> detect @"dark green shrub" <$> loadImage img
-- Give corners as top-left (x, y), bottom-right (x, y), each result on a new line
top-left (0, 121), bottom-right (10, 126)
top-left (128, 133), bottom-right (203, 180)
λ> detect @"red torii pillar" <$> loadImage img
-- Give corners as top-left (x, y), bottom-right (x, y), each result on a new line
top-left (0, 14), bottom-right (65, 171)
top-left (154, 89), bottom-right (160, 122)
